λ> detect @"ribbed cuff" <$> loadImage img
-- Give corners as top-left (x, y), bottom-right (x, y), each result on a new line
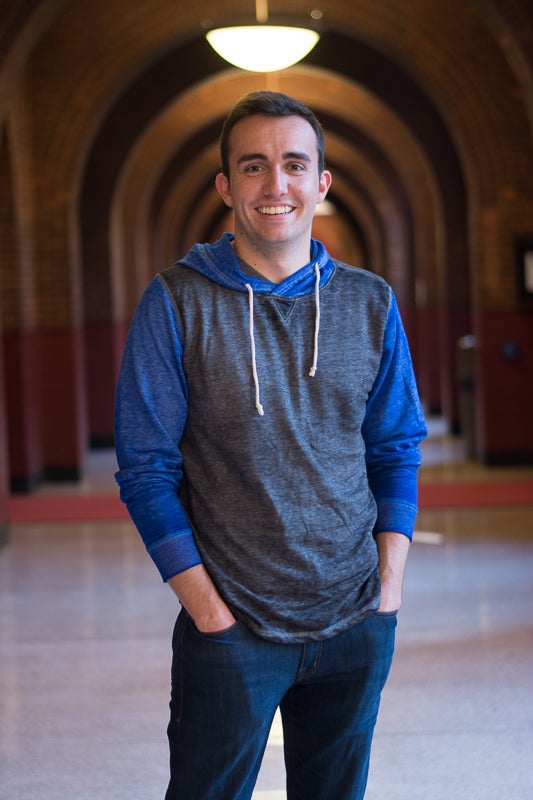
top-left (373, 499), bottom-right (418, 540)
top-left (148, 531), bottom-right (203, 581)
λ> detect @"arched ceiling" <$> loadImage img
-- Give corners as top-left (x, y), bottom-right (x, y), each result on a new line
top-left (70, 26), bottom-right (470, 350)
top-left (114, 67), bottom-right (440, 298)
top-left (13, 0), bottom-right (531, 190)
top-left (2, 0), bottom-right (533, 319)
top-left (2, 0), bottom-right (533, 453)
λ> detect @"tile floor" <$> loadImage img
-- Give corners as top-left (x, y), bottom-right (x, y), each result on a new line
top-left (0, 423), bottom-right (532, 799)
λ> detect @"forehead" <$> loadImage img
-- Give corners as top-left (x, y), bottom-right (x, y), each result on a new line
top-left (227, 114), bottom-right (319, 162)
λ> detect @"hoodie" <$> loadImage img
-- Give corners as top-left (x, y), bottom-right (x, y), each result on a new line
top-left (115, 233), bottom-right (427, 643)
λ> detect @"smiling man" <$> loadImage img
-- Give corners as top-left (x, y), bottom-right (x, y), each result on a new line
top-left (115, 91), bottom-right (427, 800)
top-left (215, 112), bottom-right (331, 280)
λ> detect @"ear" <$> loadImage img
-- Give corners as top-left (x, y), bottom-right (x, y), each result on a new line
top-left (215, 172), bottom-right (233, 208)
top-left (317, 169), bottom-right (332, 202)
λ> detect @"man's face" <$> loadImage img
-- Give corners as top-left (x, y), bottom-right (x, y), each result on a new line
top-left (215, 114), bottom-right (331, 261)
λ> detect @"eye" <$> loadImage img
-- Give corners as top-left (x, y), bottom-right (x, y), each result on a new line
top-left (287, 162), bottom-right (306, 172)
top-left (244, 164), bottom-right (264, 174)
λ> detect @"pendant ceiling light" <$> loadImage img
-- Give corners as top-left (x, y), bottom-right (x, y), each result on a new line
top-left (206, 1), bottom-right (320, 73)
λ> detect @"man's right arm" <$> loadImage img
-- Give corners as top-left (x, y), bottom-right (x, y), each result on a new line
top-left (168, 565), bottom-right (236, 633)
top-left (115, 279), bottom-right (212, 592)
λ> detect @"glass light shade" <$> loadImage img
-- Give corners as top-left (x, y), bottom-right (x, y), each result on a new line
top-left (206, 26), bottom-right (320, 72)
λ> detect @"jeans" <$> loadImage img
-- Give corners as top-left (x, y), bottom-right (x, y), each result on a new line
top-left (165, 608), bottom-right (396, 800)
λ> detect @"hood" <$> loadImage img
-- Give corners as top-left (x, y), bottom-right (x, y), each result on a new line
top-left (177, 232), bottom-right (334, 297)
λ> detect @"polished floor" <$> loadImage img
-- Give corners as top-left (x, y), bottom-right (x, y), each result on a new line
top-left (1, 423), bottom-right (532, 799)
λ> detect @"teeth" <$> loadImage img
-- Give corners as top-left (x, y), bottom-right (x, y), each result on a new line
top-left (258, 206), bottom-right (292, 215)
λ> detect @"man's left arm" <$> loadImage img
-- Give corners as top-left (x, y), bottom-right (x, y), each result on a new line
top-left (374, 531), bottom-right (410, 612)
top-left (363, 291), bottom-right (427, 610)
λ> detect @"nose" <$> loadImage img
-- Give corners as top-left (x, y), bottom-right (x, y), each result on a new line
top-left (264, 166), bottom-right (288, 196)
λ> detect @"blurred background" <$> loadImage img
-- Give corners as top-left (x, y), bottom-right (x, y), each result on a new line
top-left (1, 0), bottom-right (533, 534)
top-left (1, 5), bottom-right (533, 799)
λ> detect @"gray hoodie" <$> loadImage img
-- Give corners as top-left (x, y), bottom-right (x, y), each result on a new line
top-left (115, 234), bottom-right (427, 642)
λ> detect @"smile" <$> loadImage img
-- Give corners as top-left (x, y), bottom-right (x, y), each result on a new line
top-left (257, 206), bottom-right (293, 215)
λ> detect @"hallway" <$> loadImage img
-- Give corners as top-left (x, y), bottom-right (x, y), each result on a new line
top-left (1, 425), bottom-right (532, 799)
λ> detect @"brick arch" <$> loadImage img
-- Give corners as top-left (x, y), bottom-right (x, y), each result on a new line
top-left (113, 67), bottom-right (442, 419)
top-left (0, 123), bottom-right (43, 494)
top-left (0, 0), bottom-right (65, 115)
top-left (28, 10), bottom-right (533, 455)
top-left (78, 24), bottom-right (474, 445)
top-left (2, 0), bottom-right (533, 488)
top-left (85, 37), bottom-right (460, 444)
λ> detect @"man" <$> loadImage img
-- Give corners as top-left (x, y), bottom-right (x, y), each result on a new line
top-left (115, 90), bottom-right (427, 800)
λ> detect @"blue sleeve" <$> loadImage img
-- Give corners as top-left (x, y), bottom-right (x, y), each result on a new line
top-left (114, 277), bottom-right (203, 581)
top-left (363, 292), bottom-right (428, 539)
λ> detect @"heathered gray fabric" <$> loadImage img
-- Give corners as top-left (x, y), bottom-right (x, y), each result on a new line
top-left (158, 259), bottom-right (390, 643)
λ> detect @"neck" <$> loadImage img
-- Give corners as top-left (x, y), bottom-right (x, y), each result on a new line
top-left (232, 238), bottom-right (311, 284)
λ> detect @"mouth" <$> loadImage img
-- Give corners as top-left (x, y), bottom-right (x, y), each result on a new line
top-left (257, 205), bottom-right (294, 216)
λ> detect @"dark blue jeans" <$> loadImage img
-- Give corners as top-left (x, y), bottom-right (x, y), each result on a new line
top-left (165, 608), bottom-right (396, 800)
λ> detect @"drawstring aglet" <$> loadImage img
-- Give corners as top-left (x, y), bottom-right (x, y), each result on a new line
top-left (309, 263), bottom-right (321, 377)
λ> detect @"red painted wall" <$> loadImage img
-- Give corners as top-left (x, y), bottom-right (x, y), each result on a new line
top-left (476, 309), bottom-right (533, 463)
top-left (0, 334), bottom-right (9, 544)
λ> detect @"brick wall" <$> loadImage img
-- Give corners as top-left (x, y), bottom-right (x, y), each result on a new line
top-left (1, 0), bottom-right (533, 493)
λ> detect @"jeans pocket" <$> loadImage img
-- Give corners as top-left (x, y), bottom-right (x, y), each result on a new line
top-left (373, 609), bottom-right (398, 618)
top-left (189, 618), bottom-right (243, 640)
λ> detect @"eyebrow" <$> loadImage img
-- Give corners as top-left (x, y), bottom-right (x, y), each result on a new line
top-left (236, 151), bottom-right (312, 165)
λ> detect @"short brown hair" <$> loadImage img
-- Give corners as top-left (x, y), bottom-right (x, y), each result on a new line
top-left (219, 91), bottom-right (326, 178)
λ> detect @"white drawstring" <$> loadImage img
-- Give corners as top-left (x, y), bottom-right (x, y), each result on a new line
top-left (245, 284), bottom-right (265, 416)
top-left (245, 264), bottom-right (320, 414)
top-left (309, 263), bottom-right (320, 377)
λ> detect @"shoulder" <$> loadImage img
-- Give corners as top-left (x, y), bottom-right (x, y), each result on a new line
top-left (332, 259), bottom-right (389, 288)
top-left (158, 261), bottom-right (191, 291)
top-left (156, 263), bottom-right (213, 313)
top-left (329, 259), bottom-right (392, 306)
